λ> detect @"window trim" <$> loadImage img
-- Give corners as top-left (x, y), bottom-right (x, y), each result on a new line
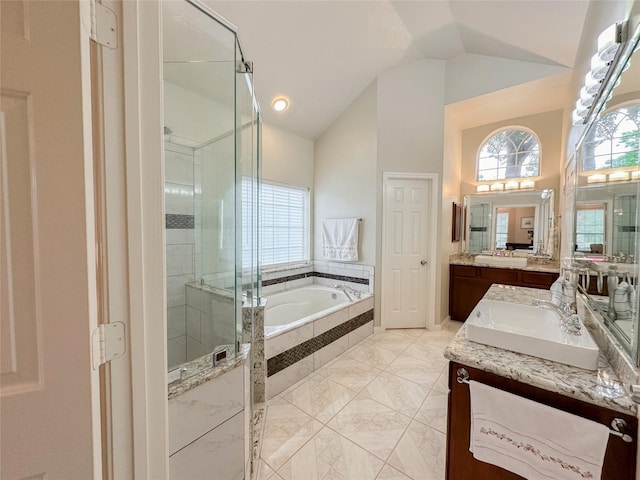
top-left (476, 126), bottom-right (542, 182)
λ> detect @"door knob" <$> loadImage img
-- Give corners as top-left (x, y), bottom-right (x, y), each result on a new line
top-left (421, 260), bottom-right (428, 266)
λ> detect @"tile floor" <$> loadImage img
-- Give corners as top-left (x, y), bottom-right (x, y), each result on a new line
top-left (256, 321), bottom-right (463, 480)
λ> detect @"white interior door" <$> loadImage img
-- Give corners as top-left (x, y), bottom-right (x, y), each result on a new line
top-left (1, 1), bottom-right (102, 477)
top-left (382, 175), bottom-right (432, 329)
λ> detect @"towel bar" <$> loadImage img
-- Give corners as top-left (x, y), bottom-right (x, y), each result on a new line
top-left (456, 367), bottom-right (634, 443)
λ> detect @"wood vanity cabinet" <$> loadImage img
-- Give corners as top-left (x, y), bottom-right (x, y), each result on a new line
top-left (446, 362), bottom-right (637, 480)
top-left (449, 265), bottom-right (558, 321)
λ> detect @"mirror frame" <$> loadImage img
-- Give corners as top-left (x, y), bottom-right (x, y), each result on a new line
top-left (462, 189), bottom-right (555, 255)
top-left (568, 21), bottom-right (640, 364)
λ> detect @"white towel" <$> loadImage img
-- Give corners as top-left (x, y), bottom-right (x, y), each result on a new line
top-left (469, 380), bottom-right (610, 480)
top-left (322, 218), bottom-right (359, 261)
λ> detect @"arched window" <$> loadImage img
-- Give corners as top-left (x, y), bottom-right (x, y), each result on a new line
top-left (582, 103), bottom-right (640, 172)
top-left (476, 128), bottom-right (540, 181)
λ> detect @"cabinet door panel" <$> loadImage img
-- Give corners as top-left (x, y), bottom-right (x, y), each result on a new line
top-left (446, 362), bottom-right (637, 480)
top-left (520, 271), bottom-right (558, 288)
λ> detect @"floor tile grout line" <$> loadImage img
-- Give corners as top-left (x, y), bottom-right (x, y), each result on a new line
top-left (261, 328), bottom-right (455, 480)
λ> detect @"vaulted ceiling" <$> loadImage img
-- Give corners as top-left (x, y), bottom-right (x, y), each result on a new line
top-left (203, 1), bottom-right (591, 139)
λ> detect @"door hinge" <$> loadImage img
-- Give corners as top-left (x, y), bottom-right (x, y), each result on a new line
top-left (91, 322), bottom-right (126, 370)
top-left (89, 0), bottom-right (118, 49)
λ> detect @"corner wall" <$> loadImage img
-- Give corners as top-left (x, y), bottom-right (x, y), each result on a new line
top-left (313, 81), bottom-right (379, 321)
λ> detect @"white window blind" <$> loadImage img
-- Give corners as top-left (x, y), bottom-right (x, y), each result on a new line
top-left (243, 179), bottom-right (309, 268)
top-left (575, 206), bottom-right (605, 252)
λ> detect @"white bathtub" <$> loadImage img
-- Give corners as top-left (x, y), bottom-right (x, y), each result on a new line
top-left (263, 285), bottom-right (375, 398)
top-left (265, 285), bottom-right (351, 332)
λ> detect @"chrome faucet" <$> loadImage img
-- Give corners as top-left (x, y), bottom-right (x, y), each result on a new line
top-left (532, 299), bottom-right (581, 335)
top-left (334, 284), bottom-right (361, 301)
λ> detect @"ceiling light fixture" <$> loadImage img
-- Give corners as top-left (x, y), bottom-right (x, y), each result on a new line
top-left (272, 97), bottom-right (289, 112)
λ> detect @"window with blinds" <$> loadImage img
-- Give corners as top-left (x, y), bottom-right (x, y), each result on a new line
top-left (495, 211), bottom-right (509, 249)
top-left (242, 179), bottom-right (309, 268)
top-left (575, 205), bottom-right (605, 252)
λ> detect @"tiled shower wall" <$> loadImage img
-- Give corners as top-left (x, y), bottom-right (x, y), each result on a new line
top-left (165, 141), bottom-right (197, 369)
top-left (613, 194), bottom-right (637, 255)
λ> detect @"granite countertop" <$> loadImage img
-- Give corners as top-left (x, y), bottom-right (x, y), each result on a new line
top-left (450, 255), bottom-right (560, 273)
top-left (444, 284), bottom-right (636, 414)
top-left (168, 344), bottom-right (250, 400)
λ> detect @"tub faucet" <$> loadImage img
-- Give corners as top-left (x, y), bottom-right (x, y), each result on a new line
top-left (334, 284), bottom-right (361, 301)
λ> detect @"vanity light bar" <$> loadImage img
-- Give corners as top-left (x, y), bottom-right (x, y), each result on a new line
top-left (572, 22), bottom-right (627, 126)
top-left (609, 171), bottom-right (630, 181)
top-left (587, 173), bottom-right (607, 183)
top-left (475, 180), bottom-right (536, 192)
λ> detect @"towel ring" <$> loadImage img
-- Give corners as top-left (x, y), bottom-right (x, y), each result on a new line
top-left (455, 368), bottom-right (633, 442)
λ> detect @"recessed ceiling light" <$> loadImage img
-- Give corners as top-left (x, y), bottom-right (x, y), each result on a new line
top-left (272, 97), bottom-right (289, 112)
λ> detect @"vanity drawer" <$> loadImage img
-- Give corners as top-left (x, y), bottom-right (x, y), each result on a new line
top-left (451, 265), bottom-right (477, 278)
top-left (478, 267), bottom-right (518, 283)
top-left (520, 271), bottom-right (558, 288)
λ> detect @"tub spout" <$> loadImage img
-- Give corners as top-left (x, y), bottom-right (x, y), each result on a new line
top-left (334, 284), bottom-right (360, 301)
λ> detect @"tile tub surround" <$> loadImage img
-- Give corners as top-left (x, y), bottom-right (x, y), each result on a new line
top-left (265, 296), bottom-right (375, 399)
top-left (260, 261), bottom-right (374, 296)
top-left (443, 284), bottom-right (636, 414)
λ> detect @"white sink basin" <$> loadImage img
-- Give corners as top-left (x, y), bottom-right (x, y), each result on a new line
top-left (465, 299), bottom-right (599, 370)
top-left (474, 255), bottom-right (528, 268)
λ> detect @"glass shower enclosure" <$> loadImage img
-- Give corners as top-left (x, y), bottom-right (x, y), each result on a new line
top-left (162, 0), bottom-right (260, 372)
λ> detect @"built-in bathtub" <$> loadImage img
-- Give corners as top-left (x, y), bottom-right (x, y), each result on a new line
top-left (264, 285), bottom-right (374, 398)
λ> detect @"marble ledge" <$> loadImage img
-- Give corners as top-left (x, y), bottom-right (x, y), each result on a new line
top-left (449, 254), bottom-right (560, 274)
top-left (443, 284), bottom-right (636, 415)
top-left (168, 344), bottom-right (250, 400)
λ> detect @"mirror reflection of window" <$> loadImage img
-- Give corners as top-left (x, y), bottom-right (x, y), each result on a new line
top-left (575, 204), bottom-right (605, 252)
top-left (582, 103), bottom-right (640, 171)
top-left (495, 211), bottom-right (509, 248)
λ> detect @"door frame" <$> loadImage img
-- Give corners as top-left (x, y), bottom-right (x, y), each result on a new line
top-left (381, 172), bottom-right (439, 331)
top-left (97, 1), bottom-right (168, 478)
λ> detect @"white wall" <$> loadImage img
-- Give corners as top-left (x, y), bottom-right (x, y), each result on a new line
top-left (445, 54), bottom-right (568, 105)
top-left (377, 59), bottom-right (448, 326)
top-left (164, 81), bottom-right (233, 145)
top-left (313, 81), bottom-right (378, 320)
top-left (441, 111), bottom-right (463, 321)
top-left (313, 80), bottom-right (378, 264)
top-left (261, 123), bottom-right (314, 189)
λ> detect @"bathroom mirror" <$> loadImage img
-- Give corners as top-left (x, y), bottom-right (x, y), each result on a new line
top-left (463, 189), bottom-right (554, 255)
top-left (570, 22), bottom-right (640, 362)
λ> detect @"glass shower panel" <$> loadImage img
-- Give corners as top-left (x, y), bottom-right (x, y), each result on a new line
top-left (162, 0), bottom-right (239, 370)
